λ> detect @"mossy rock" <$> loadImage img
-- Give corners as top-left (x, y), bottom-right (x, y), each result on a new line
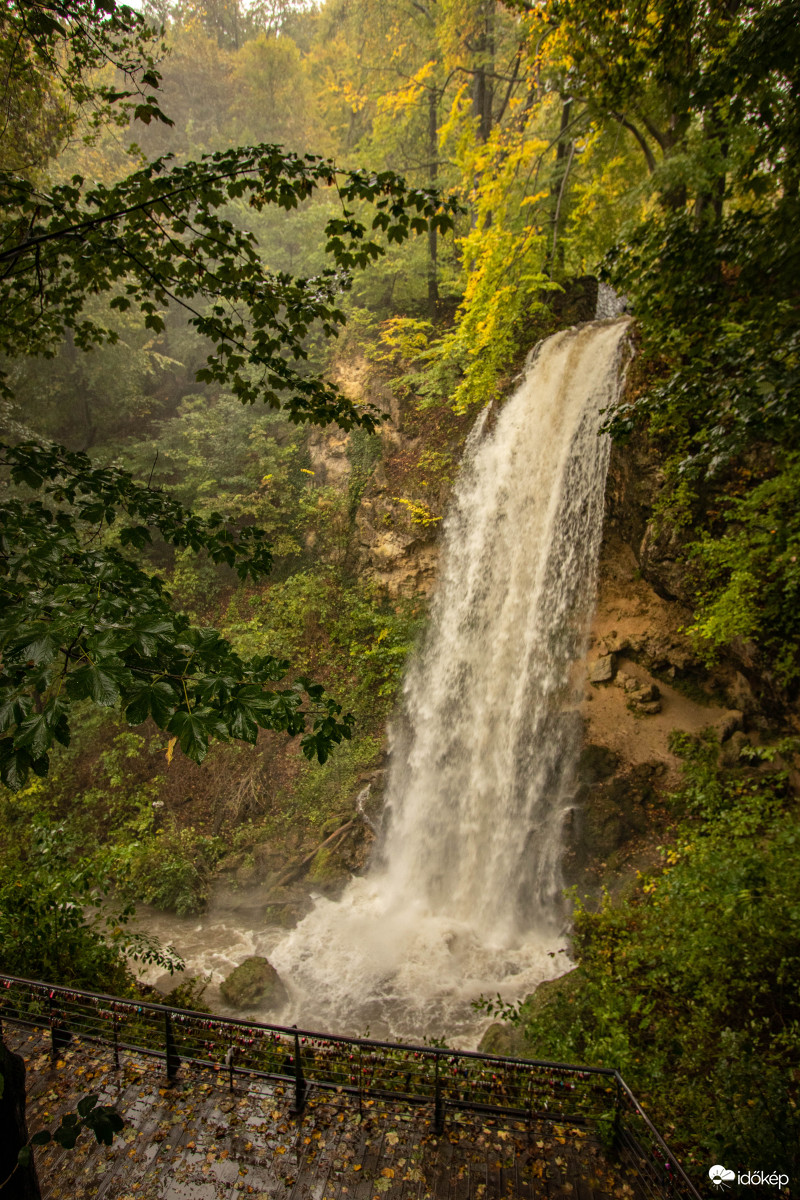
top-left (216, 852), bottom-right (245, 874)
top-left (320, 812), bottom-right (352, 839)
top-left (264, 903), bottom-right (298, 928)
top-left (478, 971), bottom-right (583, 1058)
top-left (479, 1020), bottom-right (530, 1058)
top-left (307, 846), bottom-right (348, 893)
top-left (577, 744), bottom-right (619, 784)
top-left (220, 956), bottom-right (288, 1011)
top-left (234, 857), bottom-right (258, 886)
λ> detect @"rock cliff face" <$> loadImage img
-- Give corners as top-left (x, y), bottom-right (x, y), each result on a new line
top-left (603, 428), bottom-right (763, 714)
top-left (316, 351), bottom-right (471, 598)
top-left (567, 522), bottom-right (739, 894)
top-left (563, 426), bottom-right (772, 895)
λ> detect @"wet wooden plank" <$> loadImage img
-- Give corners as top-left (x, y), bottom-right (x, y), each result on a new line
top-left (4, 1023), bottom-right (628, 1200)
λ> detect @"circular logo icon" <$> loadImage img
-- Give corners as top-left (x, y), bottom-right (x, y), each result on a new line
top-left (709, 1165), bottom-right (736, 1189)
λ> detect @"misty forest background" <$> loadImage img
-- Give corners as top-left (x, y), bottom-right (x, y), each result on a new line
top-left (1, 0), bottom-right (799, 1175)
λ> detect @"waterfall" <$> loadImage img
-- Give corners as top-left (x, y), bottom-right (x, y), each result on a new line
top-left (270, 318), bottom-right (631, 1045)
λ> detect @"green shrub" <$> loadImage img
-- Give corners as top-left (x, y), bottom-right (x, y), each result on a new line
top-left (0, 824), bottom-right (180, 991)
top-left (224, 567), bottom-right (424, 724)
top-left (686, 455), bottom-right (800, 685)
top-left (287, 733), bottom-right (384, 830)
top-left (115, 823), bottom-right (225, 916)
top-left (517, 750), bottom-right (800, 1174)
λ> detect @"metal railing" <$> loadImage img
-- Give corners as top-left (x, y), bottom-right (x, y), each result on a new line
top-left (0, 973), bottom-right (701, 1200)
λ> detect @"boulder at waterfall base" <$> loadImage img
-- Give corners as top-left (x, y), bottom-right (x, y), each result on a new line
top-left (221, 957), bottom-right (288, 1010)
top-left (589, 654), bottom-right (615, 683)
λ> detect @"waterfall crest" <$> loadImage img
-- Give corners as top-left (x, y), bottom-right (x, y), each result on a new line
top-left (271, 319), bottom-right (631, 1044)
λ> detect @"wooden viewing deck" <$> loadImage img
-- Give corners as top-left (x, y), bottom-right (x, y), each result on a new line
top-left (7, 1026), bottom-right (638, 1200)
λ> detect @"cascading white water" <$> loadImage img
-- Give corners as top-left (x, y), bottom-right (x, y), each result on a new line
top-left (269, 319), bottom-right (630, 1044)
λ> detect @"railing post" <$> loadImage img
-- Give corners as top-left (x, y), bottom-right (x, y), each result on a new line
top-left (48, 994), bottom-right (56, 1062)
top-left (225, 1044), bottom-right (236, 1093)
top-left (612, 1072), bottom-right (622, 1153)
top-left (358, 1043), bottom-right (363, 1120)
top-left (290, 1028), bottom-right (306, 1116)
top-left (48, 992), bottom-right (70, 1062)
top-left (526, 1064), bottom-right (535, 1131)
top-left (434, 1053), bottom-right (445, 1134)
top-left (165, 1011), bottom-right (180, 1083)
top-left (112, 1008), bottom-right (120, 1072)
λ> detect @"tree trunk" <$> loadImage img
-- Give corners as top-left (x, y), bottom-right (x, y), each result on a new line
top-left (658, 113), bottom-right (691, 210)
top-left (427, 86), bottom-right (439, 314)
top-left (471, 1), bottom-right (494, 143)
top-left (546, 98), bottom-right (574, 275)
top-left (0, 1038), bottom-right (42, 1200)
top-left (694, 109), bottom-right (728, 226)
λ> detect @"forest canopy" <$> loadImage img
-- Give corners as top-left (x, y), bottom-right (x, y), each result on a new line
top-left (0, 0), bottom-right (458, 789)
